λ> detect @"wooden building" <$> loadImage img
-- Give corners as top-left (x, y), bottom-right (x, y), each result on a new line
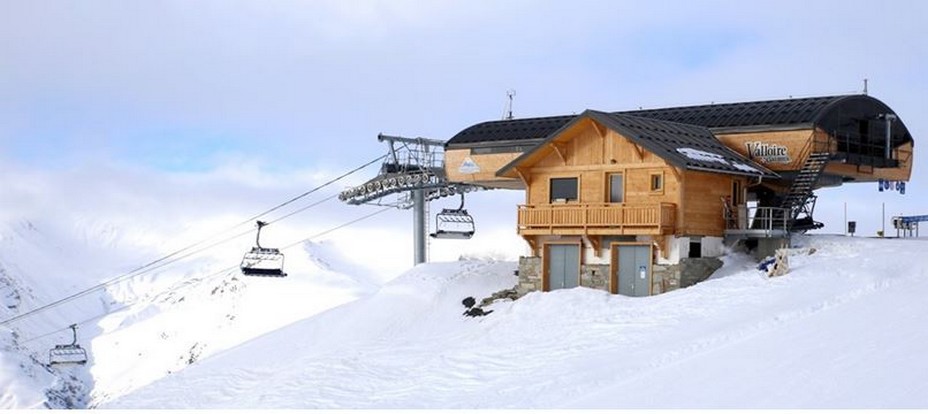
top-left (444, 95), bottom-right (915, 296)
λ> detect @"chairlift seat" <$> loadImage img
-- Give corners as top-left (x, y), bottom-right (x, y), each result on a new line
top-left (49, 324), bottom-right (87, 366)
top-left (240, 247), bottom-right (287, 277)
top-left (430, 208), bottom-right (475, 240)
top-left (49, 345), bottom-right (88, 365)
top-left (239, 221), bottom-right (288, 277)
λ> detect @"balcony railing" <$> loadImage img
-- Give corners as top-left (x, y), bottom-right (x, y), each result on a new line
top-left (723, 204), bottom-right (789, 238)
top-left (517, 203), bottom-right (675, 235)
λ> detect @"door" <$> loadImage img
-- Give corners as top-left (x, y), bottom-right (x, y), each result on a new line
top-left (615, 244), bottom-right (651, 297)
top-left (547, 244), bottom-right (580, 290)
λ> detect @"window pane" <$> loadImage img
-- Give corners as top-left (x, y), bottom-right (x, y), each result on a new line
top-left (650, 174), bottom-right (662, 191)
top-left (609, 174), bottom-right (623, 203)
top-left (550, 178), bottom-right (578, 202)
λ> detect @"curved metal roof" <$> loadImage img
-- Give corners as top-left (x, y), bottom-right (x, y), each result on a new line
top-left (447, 94), bottom-right (913, 148)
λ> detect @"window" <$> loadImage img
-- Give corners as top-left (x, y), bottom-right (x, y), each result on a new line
top-left (609, 174), bottom-right (624, 203)
top-left (550, 177), bottom-right (578, 203)
top-left (650, 172), bottom-right (663, 192)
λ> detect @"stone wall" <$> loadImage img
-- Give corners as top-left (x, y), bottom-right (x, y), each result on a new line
top-left (651, 257), bottom-right (723, 294)
top-left (580, 264), bottom-right (610, 291)
top-left (516, 256), bottom-right (543, 295)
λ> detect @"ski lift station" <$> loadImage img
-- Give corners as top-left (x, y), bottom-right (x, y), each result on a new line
top-left (342, 94), bottom-right (915, 297)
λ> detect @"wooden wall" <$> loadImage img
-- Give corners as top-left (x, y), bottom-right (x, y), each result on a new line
top-left (681, 171), bottom-right (743, 237)
top-left (523, 119), bottom-right (684, 221)
top-left (717, 128), bottom-right (913, 183)
top-left (444, 148), bottom-right (524, 189)
top-left (715, 129), bottom-right (815, 172)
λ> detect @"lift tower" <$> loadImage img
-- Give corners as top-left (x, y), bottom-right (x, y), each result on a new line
top-left (338, 134), bottom-right (484, 265)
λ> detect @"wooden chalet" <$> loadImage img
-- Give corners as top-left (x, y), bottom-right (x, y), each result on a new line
top-left (444, 95), bottom-right (915, 296)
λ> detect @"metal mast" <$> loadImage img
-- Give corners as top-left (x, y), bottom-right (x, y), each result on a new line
top-left (339, 134), bottom-right (484, 266)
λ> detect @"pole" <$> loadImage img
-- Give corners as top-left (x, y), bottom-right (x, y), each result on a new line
top-left (884, 114), bottom-right (896, 160)
top-left (412, 189), bottom-right (426, 265)
top-left (844, 202), bottom-right (847, 236)
top-left (882, 202), bottom-right (885, 237)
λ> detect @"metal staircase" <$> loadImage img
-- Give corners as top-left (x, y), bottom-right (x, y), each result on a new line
top-left (780, 150), bottom-right (830, 232)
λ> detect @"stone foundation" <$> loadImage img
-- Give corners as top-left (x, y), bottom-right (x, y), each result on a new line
top-left (516, 256), bottom-right (543, 295)
top-left (580, 264), bottom-right (610, 290)
top-left (651, 257), bottom-right (723, 294)
top-left (517, 255), bottom-right (723, 296)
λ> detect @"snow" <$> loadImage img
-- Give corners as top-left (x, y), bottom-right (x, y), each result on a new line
top-left (4, 214), bottom-right (928, 408)
top-left (676, 148), bottom-right (761, 174)
top-left (103, 235), bottom-right (928, 409)
top-left (677, 147), bottom-right (729, 164)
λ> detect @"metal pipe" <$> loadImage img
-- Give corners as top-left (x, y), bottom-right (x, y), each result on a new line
top-left (884, 113), bottom-right (897, 159)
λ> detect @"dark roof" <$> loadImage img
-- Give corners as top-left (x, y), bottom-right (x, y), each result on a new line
top-left (446, 114), bottom-right (573, 147)
top-left (498, 110), bottom-right (777, 179)
top-left (447, 94), bottom-right (913, 148)
top-left (621, 95), bottom-right (843, 131)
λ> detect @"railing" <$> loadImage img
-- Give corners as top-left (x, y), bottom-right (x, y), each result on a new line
top-left (517, 203), bottom-right (675, 234)
top-left (723, 204), bottom-right (789, 237)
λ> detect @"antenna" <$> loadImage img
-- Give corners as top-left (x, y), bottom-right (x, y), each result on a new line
top-left (863, 78), bottom-right (869, 95)
top-left (504, 89), bottom-right (516, 120)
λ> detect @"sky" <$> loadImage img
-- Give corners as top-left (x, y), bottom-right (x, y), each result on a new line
top-left (1, 0), bottom-right (927, 271)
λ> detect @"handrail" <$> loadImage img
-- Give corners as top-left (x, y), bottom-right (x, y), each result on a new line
top-left (517, 203), bottom-right (675, 231)
top-left (723, 204), bottom-right (788, 235)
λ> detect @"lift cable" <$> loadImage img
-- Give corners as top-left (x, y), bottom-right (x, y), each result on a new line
top-left (0, 155), bottom-right (387, 328)
top-left (15, 206), bottom-right (394, 345)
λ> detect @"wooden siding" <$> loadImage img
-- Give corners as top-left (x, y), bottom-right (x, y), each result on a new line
top-left (682, 170), bottom-right (744, 237)
top-left (514, 120), bottom-right (684, 237)
top-left (715, 129), bottom-right (816, 172)
top-left (444, 148), bottom-right (524, 189)
top-left (525, 122), bottom-right (681, 207)
top-left (717, 128), bottom-right (913, 183)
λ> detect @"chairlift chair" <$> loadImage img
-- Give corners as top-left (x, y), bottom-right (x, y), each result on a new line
top-left (49, 324), bottom-right (88, 366)
top-left (240, 221), bottom-right (288, 277)
top-left (430, 194), bottom-right (476, 240)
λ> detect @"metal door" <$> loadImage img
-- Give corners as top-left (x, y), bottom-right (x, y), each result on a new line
top-left (547, 244), bottom-right (580, 290)
top-left (616, 245), bottom-right (651, 297)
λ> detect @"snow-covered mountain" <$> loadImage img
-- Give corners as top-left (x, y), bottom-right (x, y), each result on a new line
top-left (3, 217), bottom-right (928, 408)
top-left (0, 218), bottom-right (385, 408)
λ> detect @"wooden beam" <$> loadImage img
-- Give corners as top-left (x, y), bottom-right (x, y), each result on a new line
top-left (514, 167), bottom-right (530, 186)
top-left (550, 143), bottom-right (568, 165)
top-left (653, 237), bottom-right (667, 260)
top-left (669, 166), bottom-right (683, 182)
top-left (521, 235), bottom-right (537, 253)
top-left (591, 120), bottom-right (607, 139)
top-left (631, 144), bottom-right (645, 161)
top-left (585, 235), bottom-right (601, 257)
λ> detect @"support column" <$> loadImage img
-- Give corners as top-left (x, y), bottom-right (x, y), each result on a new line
top-left (412, 189), bottom-right (426, 265)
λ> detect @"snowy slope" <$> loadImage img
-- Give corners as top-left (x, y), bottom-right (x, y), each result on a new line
top-left (0, 218), bottom-right (386, 408)
top-left (106, 235), bottom-right (928, 409)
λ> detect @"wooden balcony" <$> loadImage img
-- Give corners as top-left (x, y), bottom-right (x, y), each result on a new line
top-left (517, 203), bottom-right (676, 236)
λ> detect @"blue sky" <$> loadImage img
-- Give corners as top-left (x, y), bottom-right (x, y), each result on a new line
top-left (2, 0), bottom-right (927, 265)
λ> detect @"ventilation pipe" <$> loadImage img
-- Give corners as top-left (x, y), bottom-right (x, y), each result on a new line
top-left (883, 113), bottom-right (897, 159)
